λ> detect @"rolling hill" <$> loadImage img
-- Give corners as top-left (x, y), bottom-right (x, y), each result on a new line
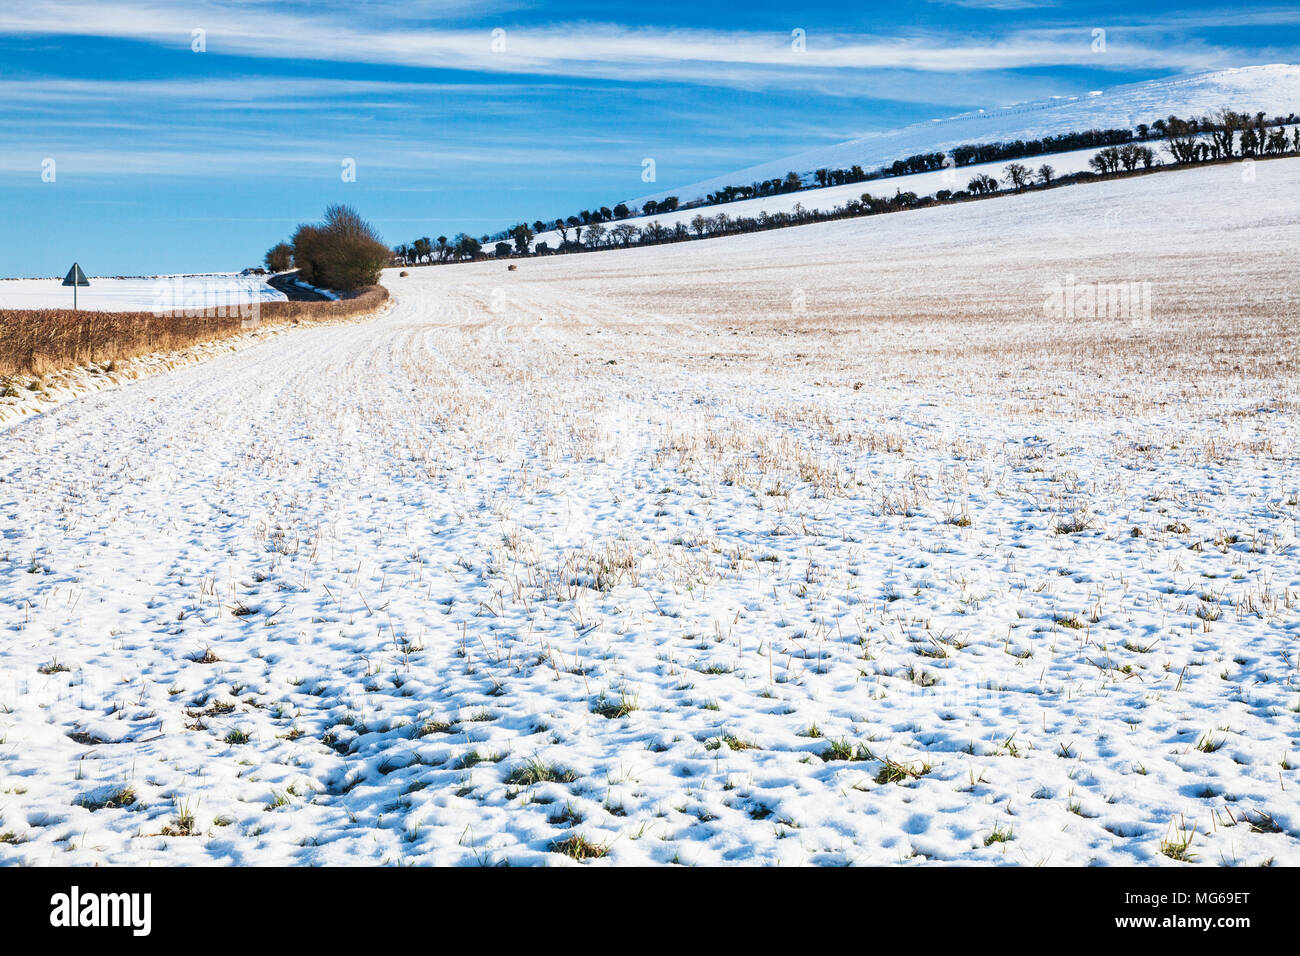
top-left (635, 64), bottom-right (1300, 206)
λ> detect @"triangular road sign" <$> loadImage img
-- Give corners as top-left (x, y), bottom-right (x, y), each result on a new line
top-left (62, 262), bottom-right (90, 287)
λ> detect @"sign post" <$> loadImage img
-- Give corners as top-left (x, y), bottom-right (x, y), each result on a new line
top-left (62, 262), bottom-right (89, 310)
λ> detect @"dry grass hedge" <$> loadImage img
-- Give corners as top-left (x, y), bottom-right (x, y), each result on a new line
top-left (0, 285), bottom-right (388, 377)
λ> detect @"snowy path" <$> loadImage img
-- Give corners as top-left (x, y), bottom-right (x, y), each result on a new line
top-left (2, 159), bottom-right (1299, 865)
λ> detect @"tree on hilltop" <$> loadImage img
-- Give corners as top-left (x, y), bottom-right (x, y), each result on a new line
top-left (264, 241), bottom-right (292, 273)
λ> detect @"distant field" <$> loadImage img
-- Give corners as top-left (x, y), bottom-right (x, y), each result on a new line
top-left (0, 274), bottom-right (286, 312)
top-left (0, 159), bottom-right (1297, 865)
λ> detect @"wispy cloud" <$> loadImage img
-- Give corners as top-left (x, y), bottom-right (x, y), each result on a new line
top-left (925, 0), bottom-right (1060, 10)
top-left (0, 0), bottom-right (1279, 85)
top-left (3, 0), bottom-right (1296, 276)
top-left (0, 76), bottom-right (550, 110)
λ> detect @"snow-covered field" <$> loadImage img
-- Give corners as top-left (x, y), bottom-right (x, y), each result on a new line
top-left (1, 158), bottom-right (1298, 866)
top-left (0, 274), bottom-right (286, 312)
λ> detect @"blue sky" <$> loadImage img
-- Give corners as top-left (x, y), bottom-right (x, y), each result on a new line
top-left (2, 0), bottom-right (1298, 276)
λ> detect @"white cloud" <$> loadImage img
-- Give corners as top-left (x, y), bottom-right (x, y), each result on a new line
top-left (0, 0), bottom-right (1281, 85)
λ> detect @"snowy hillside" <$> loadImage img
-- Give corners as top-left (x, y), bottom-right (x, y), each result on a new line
top-left (531, 144), bottom-right (1106, 251)
top-left (637, 64), bottom-right (1300, 205)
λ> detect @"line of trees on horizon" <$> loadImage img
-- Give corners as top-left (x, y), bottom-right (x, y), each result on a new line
top-left (388, 107), bottom-right (1300, 266)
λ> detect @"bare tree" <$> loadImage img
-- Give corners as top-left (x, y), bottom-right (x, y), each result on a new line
top-left (1211, 109), bottom-right (1245, 158)
top-left (511, 224), bottom-right (533, 255)
top-left (1117, 143), bottom-right (1141, 172)
top-left (264, 242), bottom-right (292, 273)
top-left (1003, 162), bottom-right (1031, 190)
top-left (1161, 116), bottom-right (1200, 164)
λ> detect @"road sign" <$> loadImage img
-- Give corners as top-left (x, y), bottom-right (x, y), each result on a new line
top-left (62, 262), bottom-right (89, 310)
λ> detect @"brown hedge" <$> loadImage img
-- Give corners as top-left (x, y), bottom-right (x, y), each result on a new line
top-left (0, 285), bottom-right (388, 377)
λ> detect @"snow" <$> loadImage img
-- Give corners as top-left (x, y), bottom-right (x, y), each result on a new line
top-left (531, 144), bottom-right (1109, 251)
top-left (636, 64), bottom-right (1300, 205)
top-left (292, 279), bottom-right (339, 302)
top-left (0, 274), bottom-right (286, 312)
top-left (0, 308), bottom-right (396, 428)
top-left (1, 158), bottom-right (1299, 865)
top-left (530, 64), bottom-right (1300, 252)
